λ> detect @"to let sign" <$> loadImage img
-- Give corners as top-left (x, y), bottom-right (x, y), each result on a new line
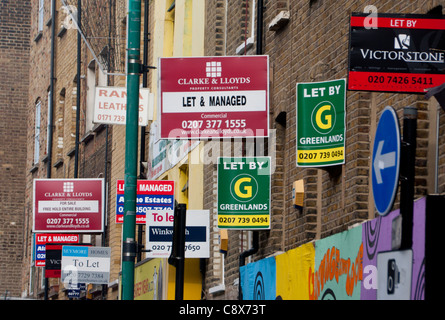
top-left (159, 55), bottom-right (269, 139)
top-left (348, 13), bottom-right (445, 93)
top-left (217, 157), bottom-right (271, 230)
top-left (145, 209), bottom-right (210, 258)
top-left (61, 246), bottom-right (111, 285)
top-left (33, 178), bottom-right (104, 233)
top-left (296, 79), bottom-right (346, 167)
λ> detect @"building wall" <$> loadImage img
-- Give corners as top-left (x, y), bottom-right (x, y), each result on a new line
top-left (203, 0), bottom-right (444, 299)
top-left (0, 0), bottom-right (31, 299)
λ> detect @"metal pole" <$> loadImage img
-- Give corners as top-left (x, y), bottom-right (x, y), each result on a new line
top-left (400, 106), bottom-right (417, 250)
top-left (121, 0), bottom-right (142, 300)
top-left (175, 204), bottom-right (187, 300)
top-left (137, 0), bottom-right (150, 263)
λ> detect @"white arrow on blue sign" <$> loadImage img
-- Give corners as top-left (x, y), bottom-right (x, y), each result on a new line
top-left (372, 106), bottom-right (401, 216)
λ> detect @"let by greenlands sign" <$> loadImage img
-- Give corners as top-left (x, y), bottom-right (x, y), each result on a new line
top-left (217, 157), bottom-right (271, 229)
top-left (296, 79), bottom-right (346, 167)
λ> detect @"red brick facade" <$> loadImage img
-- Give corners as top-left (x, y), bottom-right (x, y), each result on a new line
top-left (0, 0), bottom-right (31, 298)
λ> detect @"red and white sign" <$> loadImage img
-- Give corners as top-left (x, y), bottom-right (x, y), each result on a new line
top-left (159, 55), bottom-right (269, 139)
top-left (35, 233), bottom-right (79, 267)
top-left (116, 180), bottom-right (175, 224)
top-left (33, 179), bottom-right (104, 233)
top-left (94, 86), bottom-right (153, 126)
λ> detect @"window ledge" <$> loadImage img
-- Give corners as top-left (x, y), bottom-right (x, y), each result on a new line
top-left (81, 130), bottom-right (95, 144)
top-left (57, 26), bottom-right (67, 38)
top-left (209, 284), bottom-right (225, 295)
top-left (29, 164), bottom-right (39, 173)
top-left (236, 37), bottom-right (254, 55)
top-left (34, 32), bottom-right (43, 43)
top-left (268, 10), bottom-right (290, 31)
top-left (53, 158), bottom-right (63, 168)
top-left (67, 147), bottom-right (76, 157)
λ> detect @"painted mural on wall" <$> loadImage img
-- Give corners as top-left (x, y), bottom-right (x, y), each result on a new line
top-left (240, 256), bottom-right (276, 300)
top-left (276, 243), bottom-right (314, 300)
top-left (239, 197), bottom-right (426, 300)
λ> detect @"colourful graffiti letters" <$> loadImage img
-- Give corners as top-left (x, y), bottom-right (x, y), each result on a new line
top-left (308, 243), bottom-right (363, 300)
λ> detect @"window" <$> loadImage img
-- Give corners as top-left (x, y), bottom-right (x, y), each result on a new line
top-left (86, 59), bottom-right (107, 133)
top-left (236, 0), bottom-right (256, 55)
top-left (38, 0), bottom-right (44, 32)
top-left (34, 100), bottom-right (41, 164)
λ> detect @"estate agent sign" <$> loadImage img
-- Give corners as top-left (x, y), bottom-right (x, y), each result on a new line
top-left (349, 13), bottom-right (445, 93)
top-left (159, 55), bottom-right (269, 139)
top-left (33, 179), bottom-right (104, 233)
top-left (296, 79), bottom-right (346, 167)
top-left (217, 157), bottom-right (271, 230)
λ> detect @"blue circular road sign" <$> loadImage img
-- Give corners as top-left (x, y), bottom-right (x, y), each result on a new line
top-left (372, 106), bottom-right (401, 216)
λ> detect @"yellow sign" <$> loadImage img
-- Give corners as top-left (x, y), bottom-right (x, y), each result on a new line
top-left (134, 258), bottom-right (164, 300)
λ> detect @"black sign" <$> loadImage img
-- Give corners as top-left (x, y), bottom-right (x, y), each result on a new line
top-left (45, 244), bottom-right (63, 278)
top-left (348, 13), bottom-right (445, 93)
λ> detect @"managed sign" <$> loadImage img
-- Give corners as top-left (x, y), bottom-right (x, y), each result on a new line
top-left (93, 86), bottom-right (152, 126)
top-left (116, 180), bottom-right (175, 224)
top-left (217, 157), bottom-right (271, 229)
top-left (296, 79), bottom-right (346, 167)
top-left (33, 179), bottom-right (104, 233)
top-left (145, 209), bottom-right (210, 258)
top-left (35, 233), bottom-right (79, 267)
top-left (159, 55), bottom-right (269, 139)
top-left (61, 246), bottom-right (111, 285)
top-left (348, 13), bottom-right (445, 93)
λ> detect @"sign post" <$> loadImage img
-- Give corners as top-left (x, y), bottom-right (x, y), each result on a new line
top-left (371, 106), bottom-right (401, 216)
top-left (122, 0), bottom-right (142, 300)
top-left (217, 157), bottom-right (271, 230)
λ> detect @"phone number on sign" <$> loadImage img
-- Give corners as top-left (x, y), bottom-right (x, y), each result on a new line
top-left (46, 218), bottom-right (90, 225)
top-left (367, 75), bottom-right (433, 86)
top-left (297, 148), bottom-right (344, 163)
top-left (181, 119), bottom-right (246, 129)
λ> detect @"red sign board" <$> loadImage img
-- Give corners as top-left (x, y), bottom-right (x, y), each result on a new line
top-left (35, 233), bottom-right (79, 267)
top-left (116, 180), bottom-right (175, 224)
top-left (33, 179), bottom-right (104, 233)
top-left (159, 55), bottom-right (269, 139)
top-left (348, 13), bottom-right (445, 93)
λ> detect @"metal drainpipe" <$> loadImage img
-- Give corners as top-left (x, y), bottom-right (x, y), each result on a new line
top-left (238, 0), bottom-right (263, 300)
top-left (44, 0), bottom-right (56, 301)
top-left (74, 0), bottom-right (81, 178)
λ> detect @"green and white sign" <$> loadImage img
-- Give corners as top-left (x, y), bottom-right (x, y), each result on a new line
top-left (217, 157), bottom-right (271, 230)
top-left (296, 79), bottom-right (346, 167)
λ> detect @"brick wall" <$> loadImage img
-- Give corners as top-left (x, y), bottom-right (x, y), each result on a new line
top-left (0, 0), bottom-right (31, 298)
top-left (203, 0), bottom-right (444, 299)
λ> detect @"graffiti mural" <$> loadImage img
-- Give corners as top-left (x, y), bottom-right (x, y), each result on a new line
top-left (239, 197), bottom-right (426, 300)
top-left (310, 226), bottom-right (363, 300)
top-left (240, 256), bottom-right (276, 300)
top-left (276, 243), bottom-right (315, 300)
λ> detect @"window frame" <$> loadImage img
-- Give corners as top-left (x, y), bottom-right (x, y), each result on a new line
top-left (34, 100), bottom-right (42, 164)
